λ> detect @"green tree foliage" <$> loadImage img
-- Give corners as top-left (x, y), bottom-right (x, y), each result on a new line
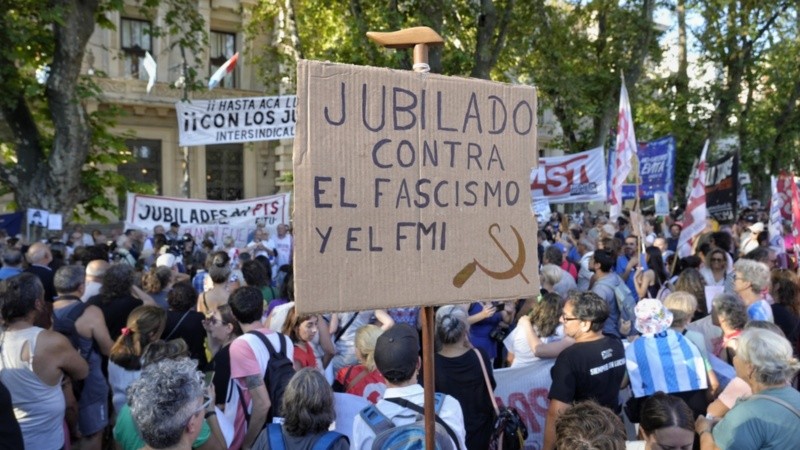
top-left (0, 0), bottom-right (207, 221)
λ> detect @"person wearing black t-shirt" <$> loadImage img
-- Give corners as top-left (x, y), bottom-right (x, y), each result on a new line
top-left (542, 291), bottom-right (626, 450)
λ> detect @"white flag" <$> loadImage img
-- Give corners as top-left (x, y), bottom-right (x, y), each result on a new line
top-left (143, 52), bottom-right (157, 94)
top-left (610, 74), bottom-right (637, 221)
top-left (677, 140), bottom-right (709, 258)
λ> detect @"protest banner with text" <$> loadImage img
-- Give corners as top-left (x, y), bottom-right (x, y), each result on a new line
top-left (705, 153), bottom-right (739, 223)
top-left (530, 147), bottom-right (606, 204)
top-left (175, 95), bottom-right (296, 146)
top-left (293, 60), bottom-right (540, 313)
top-left (125, 192), bottom-right (291, 247)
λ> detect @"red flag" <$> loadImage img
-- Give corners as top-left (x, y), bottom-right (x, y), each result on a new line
top-left (791, 173), bottom-right (800, 241)
top-left (677, 140), bottom-right (708, 258)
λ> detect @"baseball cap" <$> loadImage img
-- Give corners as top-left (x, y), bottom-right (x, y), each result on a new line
top-left (374, 324), bottom-right (419, 383)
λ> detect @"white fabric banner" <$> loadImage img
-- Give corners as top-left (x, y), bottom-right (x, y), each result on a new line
top-left (175, 95), bottom-right (296, 146)
top-left (125, 192), bottom-right (291, 248)
top-left (493, 359), bottom-right (554, 449)
top-left (530, 147), bottom-right (607, 204)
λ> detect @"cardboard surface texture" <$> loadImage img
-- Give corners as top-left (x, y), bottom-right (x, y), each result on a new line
top-left (294, 60), bottom-right (539, 313)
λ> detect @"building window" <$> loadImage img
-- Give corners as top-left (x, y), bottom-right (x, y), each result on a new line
top-left (119, 140), bottom-right (162, 193)
top-left (206, 144), bottom-right (243, 200)
top-left (121, 18), bottom-right (152, 80)
top-left (209, 31), bottom-right (236, 89)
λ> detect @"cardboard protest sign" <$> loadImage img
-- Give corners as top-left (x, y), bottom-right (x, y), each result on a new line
top-left (294, 60), bottom-right (539, 313)
top-left (175, 95), bottom-right (296, 146)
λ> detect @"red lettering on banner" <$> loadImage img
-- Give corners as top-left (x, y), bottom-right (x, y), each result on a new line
top-left (530, 154), bottom-right (590, 196)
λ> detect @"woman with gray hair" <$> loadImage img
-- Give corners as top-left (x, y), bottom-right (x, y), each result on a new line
top-left (127, 357), bottom-right (214, 450)
top-left (435, 305), bottom-right (496, 450)
top-left (256, 368), bottom-right (348, 449)
top-left (712, 293), bottom-right (748, 365)
top-left (732, 258), bottom-right (773, 322)
top-left (695, 328), bottom-right (800, 449)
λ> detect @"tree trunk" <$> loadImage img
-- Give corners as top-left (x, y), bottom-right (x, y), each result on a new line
top-left (4, 0), bottom-right (100, 215)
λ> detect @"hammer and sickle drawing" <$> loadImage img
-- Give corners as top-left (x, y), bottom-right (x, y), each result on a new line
top-left (452, 223), bottom-right (529, 288)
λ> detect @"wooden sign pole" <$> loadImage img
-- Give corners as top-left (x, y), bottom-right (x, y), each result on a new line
top-left (366, 26), bottom-right (444, 450)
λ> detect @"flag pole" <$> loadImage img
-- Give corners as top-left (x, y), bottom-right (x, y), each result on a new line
top-left (366, 27), bottom-right (444, 450)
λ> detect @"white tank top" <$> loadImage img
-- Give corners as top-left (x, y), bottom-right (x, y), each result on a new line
top-left (0, 326), bottom-right (65, 450)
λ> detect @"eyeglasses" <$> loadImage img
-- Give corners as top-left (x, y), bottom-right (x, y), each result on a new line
top-left (561, 314), bottom-right (581, 322)
top-left (205, 315), bottom-right (223, 326)
top-left (711, 258), bottom-right (725, 262)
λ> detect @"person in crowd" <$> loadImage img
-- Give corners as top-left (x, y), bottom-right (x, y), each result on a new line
top-left (700, 247), bottom-right (728, 287)
top-left (204, 304), bottom-right (243, 411)
top-left (126, 357), bottom-right (219, 450)
top-left (505, 292), bottom-right (572, 366)
top-left (197, 252), bottom-right (232, 317)
top-left (663, 291), bottom-right (713, 360)
top-left (542, 291), bottom-right (626, 450)
top-left (386, 305), bottom-right (420, 330)
top-left (269, 223), bottom-right (293, 272)
top-left (108, 305), bottom-right (167, 413)
top-left (696, 328), bottom-right (800, 449)
top-left (467, 300), bottom-right (513, 365)
top-left (624, 299), bottom-right (709, 422)
top-left (241, 259), bottom-right (278, 305)
top-left (0, 273), bottom-right (89, 450)
top-left (282, 307), bottom-right (323, 370)
top-left (590, 248), bottom-right (627, 338)
top-left (163, 281), bottom-right (209, 370)
top-left (539, 264), bottom-right (564, 296)
top-left (576, 238), bottom-right (595, 291)
top-left (81, 258), bottom-right (109, 301)
top-left (543, 246), bottom-right (578, 292)
top-left (351, 324), bottom-right (466, 449)
top-left (87, 263), bottom-right (155, 341)
top-left (255, 368), bottom-right (349, 449)
top-left (227, 286), bottom-right (295, 450)
top-left (114, 340), bottom-right (225, 450)
top-left (634, 246), bottom-right (669, 299)
top-left (0, 248), bottom-right (24, 280)
top-left (769, 268), bottom-right (800, 354)
top-left (616, 234), bottom-right (641, 302)
top-left (331, 309), bottom-right (394, 373)
top-left (25, 242), bottom-right (57, 302)
top-left (732, 258), bottom-right (773, 321)
top-left (554, 400), bottom-right (626, 450)
top-left (627, 393), bottom-right (695, 450)
top-left (434, 305), bottom-right (495, 450)
top-left (143, 265), bottom-right (174, 309)
top-left (52, 265), bottom-right (114, 450)
top-left (712, 293), bottom-right (748, 365)
top-left (0, 379), bottom-right (24, 450)
top-left (704, 321), bottom-right (783, 421)
top-left (333, 324), bottom-right (387, 404)
top-left (674, 268), bottom-right (708, 319)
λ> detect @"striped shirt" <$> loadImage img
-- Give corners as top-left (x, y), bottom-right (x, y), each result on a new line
top-left (626, 329), bottom-right (708, 397)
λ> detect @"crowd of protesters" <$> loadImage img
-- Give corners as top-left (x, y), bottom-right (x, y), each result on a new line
top-left (1, 206), bottom-right (799, 450)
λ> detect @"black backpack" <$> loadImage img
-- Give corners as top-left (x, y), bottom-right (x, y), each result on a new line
top-left (248, 331), bottom-right (296, 423)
